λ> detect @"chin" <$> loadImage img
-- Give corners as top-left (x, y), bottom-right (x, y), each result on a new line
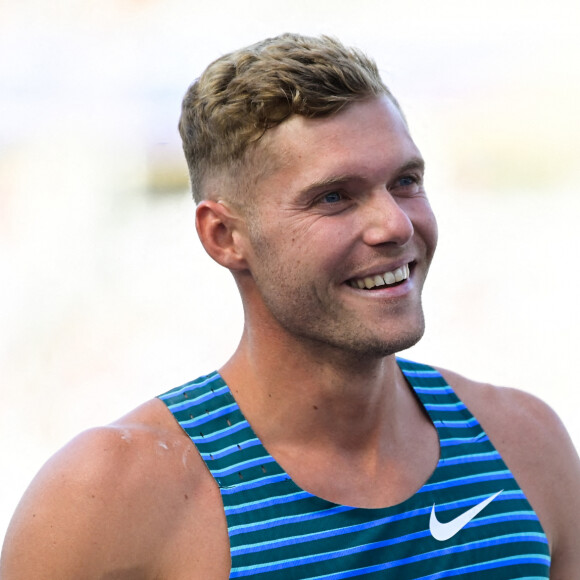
top-left (349, 307), bottom-right (426, 356)
top-left (356, 327), bottom-right (425, 359)
top-left (303, 314), bottom-right (426, 361)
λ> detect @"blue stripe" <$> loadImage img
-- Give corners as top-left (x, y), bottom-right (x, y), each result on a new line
top-left (157, 373), bottom-right (220, 400)
top-left (401, 369), bottom-right (442, 377)
top-left (412, 555), bottom-right (551, 580)
top-left (212, 455), bottom-right (277, 478)
top-left (433, 417), bottom-right (480, 429)
top-left (220, 472), bottom-right (291, 495)
top-left (413, 386), bottom-right (455, 394)
top-left (413, 385), bottom-right (455, 395)
top-left (440, 434), bottom-right (489, 447)
top-left (466, 511), bottom-right (545, 531)
top-left (438, 450), bottom-right (501, 466)
top-left (228, 504), bottom-right (355, 537)
top-left (190, 419), bottom-right (249, 443)
top-left (423, 402), bottom-right (467, 411)
top-left (199, 437), bottom-right (262, 461)
top-left (226, 490), bottom-right (312, 516)
top-left (420, 470), bottom-right (513, 492)
top-left (165, 385), bottom-right (230, 412)
top-left (179, 402), bottom-right (239, 428)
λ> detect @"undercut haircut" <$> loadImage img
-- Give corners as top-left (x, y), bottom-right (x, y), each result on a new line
top-left (179, 33), bottom-right (401, 205)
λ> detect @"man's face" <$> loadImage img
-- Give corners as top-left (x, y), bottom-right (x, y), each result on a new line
top-left (240, 96), bottom-right (438, 360)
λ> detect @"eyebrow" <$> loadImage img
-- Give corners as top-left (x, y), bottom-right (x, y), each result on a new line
top-left (298, 156), bottom-right (426, 197)
top-left (397, 156), bottom-right (426, 175)
top-left (299, 174), bottom-right (361, 196)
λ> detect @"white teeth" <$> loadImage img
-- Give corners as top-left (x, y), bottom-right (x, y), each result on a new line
top-left (350, 264), bottom-right (411, 290)
top-left (384, 271), bottom-right (396, 285)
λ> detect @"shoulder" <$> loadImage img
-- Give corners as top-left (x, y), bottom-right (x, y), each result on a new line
top-left (0, 399), bottom-right (227, 579)
top-left (435, 366), bottom-right (574, 459)
top-left (436, 366), bottom-right (564, 445)
top-left (436, 366), bottom-right (580, 577)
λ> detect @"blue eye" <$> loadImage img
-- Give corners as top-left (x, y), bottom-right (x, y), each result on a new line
top-left (393, 174), bottom-right (423, 196)
top-left (321, 191), bottom-right (343, 204)
top-left (398, 176), bottom-right (417, 187)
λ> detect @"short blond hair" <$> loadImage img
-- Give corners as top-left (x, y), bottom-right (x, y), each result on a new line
top-left (179, 33), bottom-right (400, 204)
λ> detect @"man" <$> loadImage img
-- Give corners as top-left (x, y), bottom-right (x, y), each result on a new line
top-left (1, 33), bottom-right (579, 579)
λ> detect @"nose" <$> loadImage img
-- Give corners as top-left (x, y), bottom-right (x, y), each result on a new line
top-left (360, 191), bottom-right (414, 247)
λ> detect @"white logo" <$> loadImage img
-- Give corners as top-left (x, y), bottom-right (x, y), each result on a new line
top-left (429, 490), bottom-right (503, 541)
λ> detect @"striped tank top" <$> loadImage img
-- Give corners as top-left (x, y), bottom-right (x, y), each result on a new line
top-left (158, 358), bottom-right (550, 579)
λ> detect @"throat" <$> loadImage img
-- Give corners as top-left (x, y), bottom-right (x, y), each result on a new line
top-left (272, 414), bottom-right (440, 509)
top-left (262, 380), bottom-right (440, 509)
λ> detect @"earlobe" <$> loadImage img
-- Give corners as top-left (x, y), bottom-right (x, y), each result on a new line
top-left (195, 200), bottom-right (249, 271)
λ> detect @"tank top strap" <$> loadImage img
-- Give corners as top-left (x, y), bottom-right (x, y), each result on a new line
top-left (158, 371), bottom-right (288, 489)
top-left (396, 357), bottom-right (491, 454)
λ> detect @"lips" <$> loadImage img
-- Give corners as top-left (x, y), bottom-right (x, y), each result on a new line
top-left (348, 263), bottom-right (411, 289)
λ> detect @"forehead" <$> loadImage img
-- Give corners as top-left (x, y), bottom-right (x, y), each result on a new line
top-left (256, 97), bottom-right (421, 195)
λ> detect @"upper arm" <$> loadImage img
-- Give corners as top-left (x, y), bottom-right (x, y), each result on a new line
top-left (528, 398), bottom-right (580, 580)
top-left (1, 427), bottom-right (154, 579)
top-left (439, 368), bottom-right (580, 578)
top-left (1, 399), bottom-right (230, 580)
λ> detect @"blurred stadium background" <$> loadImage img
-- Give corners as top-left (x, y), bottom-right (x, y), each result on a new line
top-left (1, 0), bottom-right (579, 545)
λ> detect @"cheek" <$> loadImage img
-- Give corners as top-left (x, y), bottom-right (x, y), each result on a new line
top-left (410, 200), bottom-right (438, 258)
top-left (424, 213), bottom-right (439, 257)
top-left (251, 213), bottom-right (355, 284)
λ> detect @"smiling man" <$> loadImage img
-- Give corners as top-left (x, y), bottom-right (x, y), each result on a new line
top-left (2, 33), bottom-right (579, 579)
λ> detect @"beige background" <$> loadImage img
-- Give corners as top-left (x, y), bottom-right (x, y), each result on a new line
top-left (1, 0), bottom-right (579, 545)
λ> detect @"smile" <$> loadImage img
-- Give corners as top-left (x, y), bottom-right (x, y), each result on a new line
top-left (348, 264), bottom-right (411, 290)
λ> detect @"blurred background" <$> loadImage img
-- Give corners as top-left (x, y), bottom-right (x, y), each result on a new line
top-left (1, 0), bottom-right (579, 545)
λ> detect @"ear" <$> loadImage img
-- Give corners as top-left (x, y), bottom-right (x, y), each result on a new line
top-left (195, 200), bottom-right (249, 271)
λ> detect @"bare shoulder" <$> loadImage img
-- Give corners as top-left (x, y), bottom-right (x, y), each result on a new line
top-left (437, 366), bottom-right (580, 578)
top-left (436, 367), bottom-right (569, 450)
top-left (0, 399), bottom-right (229, 580)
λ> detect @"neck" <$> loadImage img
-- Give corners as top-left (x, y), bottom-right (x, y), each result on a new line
top-left (219, 324), bottom-right (413, 452)
top-left (219, 322), bottom-right (438, 508)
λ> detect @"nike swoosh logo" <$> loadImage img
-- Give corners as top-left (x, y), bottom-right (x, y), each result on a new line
top-left (429, 490), bottom-right (503, 541)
